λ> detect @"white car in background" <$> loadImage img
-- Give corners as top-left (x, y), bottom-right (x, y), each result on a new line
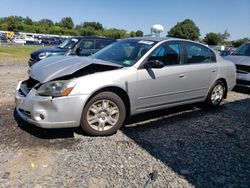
top-left (224, 42), bottom-right (250, 88)
top-left (13, 36), bottom-right (26, 44)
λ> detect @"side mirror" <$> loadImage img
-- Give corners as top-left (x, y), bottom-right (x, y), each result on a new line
top-left (144, 60), bottom-right (164, 69)
top-left (75, 47), bottom-right (82, 55)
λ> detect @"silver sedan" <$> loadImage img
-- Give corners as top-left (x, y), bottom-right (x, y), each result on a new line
top-left (15, 37), bottom-right (236, 136)
top-left (224, 42), bottom-right (250, 88)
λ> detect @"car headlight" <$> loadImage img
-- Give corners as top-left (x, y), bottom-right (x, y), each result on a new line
top-left (38, 52), bottom-right (50, 59)
top-left (37, 81), bottom-right (76, 97)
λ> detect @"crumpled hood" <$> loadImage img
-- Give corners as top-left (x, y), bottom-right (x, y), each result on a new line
top-left (30, 56), bottom-right (122, 83)
top-left (223, 55), bottom-right (250, 66)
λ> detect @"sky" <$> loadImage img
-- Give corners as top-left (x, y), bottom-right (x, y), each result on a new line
top-left (1, 0), bottom-right (250, 40)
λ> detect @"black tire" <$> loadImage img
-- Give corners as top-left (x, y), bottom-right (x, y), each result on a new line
top-left (204, 80), bottom-right (226, 108)
top-left (81, 92), bottom-right (126, 136)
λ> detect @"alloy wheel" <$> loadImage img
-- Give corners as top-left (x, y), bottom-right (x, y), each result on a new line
top-left (87, 99), bottom-right (120, 131)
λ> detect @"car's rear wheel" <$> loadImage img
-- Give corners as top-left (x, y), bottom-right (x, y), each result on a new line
top-left (204, 80), bottom-right (226, 108)
top-left (81, 92), bottom-right (126, 136)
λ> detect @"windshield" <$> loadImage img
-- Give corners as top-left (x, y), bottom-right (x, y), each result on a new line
top-left (92, 39), bottom-right (156, 66)
top-left (58, 38), bottom-right (79, 49)
top-left (232, 43), bottom-right (250, 56)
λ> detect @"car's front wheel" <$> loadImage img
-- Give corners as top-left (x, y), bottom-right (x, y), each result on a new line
top-left (204, 80), bottom-right (226, 108)
top-left (81, 92), bottom-right (126, 136)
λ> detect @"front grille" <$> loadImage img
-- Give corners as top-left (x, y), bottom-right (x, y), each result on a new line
top-left (236, 64), bottom-right (250, 73)
top-left (236, 79), bottom-right (250, 86)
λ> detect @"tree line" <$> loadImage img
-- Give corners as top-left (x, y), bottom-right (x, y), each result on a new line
top-left (0, 16), bottom-right (249, 47)
top-left (167, 19), bottom-right (249, 47)
top-left (0, 16), bottom-right (143, 39)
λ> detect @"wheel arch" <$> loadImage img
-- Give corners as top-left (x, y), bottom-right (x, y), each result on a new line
top-left (84, 86), bottom-right (131, 120)
top-left (216, 78), bottom-right (228, 98)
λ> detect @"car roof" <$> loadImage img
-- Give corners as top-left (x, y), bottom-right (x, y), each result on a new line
top-left (128, 36), bottom-right (171, 42)
top-left (128, 36), bottom-right (219, 57)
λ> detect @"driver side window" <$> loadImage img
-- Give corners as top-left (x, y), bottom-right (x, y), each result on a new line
top-left (148, 42), bottom-right (182, 66)
top-left (79, 40), bottom-right (94, 49)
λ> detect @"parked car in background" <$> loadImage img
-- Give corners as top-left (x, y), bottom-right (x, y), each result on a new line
top-left (224, 42), bottom-right (250, 88)
top-left (220, 50), bottom-right (234, 57)
top-left (0, 34), bottom-right (8, 45)
top-left (28, 36), bottom-right (116, 66)
top-left (16, 37), bottom-right (236, 136)
top-left (40, 37), bottom-right (65, 46)
top-left (12, 36), bottom-right (26, 44)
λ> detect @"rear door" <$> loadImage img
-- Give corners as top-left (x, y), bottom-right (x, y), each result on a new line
top-left (181, 41), bottom-right (218, 99)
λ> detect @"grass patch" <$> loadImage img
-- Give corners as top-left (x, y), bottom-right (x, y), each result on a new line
top-left (0, 45), bottom-right (48, 63)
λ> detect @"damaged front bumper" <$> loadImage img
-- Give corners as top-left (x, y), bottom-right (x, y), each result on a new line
top-left (15, 81), bottom-right (89, 129)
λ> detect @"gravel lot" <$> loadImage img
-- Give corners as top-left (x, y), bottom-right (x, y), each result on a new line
top-left (0, 60), bottom-right (249, 188)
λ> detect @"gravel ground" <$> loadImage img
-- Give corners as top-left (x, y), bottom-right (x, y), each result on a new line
top-left (0, 60), bottom-right (249, 188)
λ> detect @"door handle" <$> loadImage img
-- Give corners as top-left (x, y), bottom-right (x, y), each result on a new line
top-left (212, 69), bottom-right (217, 73)
top-left (179, 74), bottom-right (185, 78)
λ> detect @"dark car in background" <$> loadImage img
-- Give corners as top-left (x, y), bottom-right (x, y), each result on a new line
top-left (220, 50), bottom-right (234, 57)
top-left (224, 42), bottom-right (250, 88)
top-left (0, 34), bottom-right (8, 45)
top-left (28, 36), bottom-right (116, 66)
top-left (40, 36), bottom-right (66, 46)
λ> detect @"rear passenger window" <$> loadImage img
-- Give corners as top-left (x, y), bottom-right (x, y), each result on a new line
top-left (148, 43), bottom-right (182, 66)
top-left (95, 40), bottom-right (113, 49)
top-left (185, 42), bottom-right (213, 63)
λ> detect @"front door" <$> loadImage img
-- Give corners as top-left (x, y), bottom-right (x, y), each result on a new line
top-left (136, 41), bottom-right (188, 111)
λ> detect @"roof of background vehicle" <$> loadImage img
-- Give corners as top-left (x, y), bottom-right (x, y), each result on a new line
top-left (70, 36), bottom-right (116, 40)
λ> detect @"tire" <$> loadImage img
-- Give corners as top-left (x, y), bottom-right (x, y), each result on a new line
top-left (81, 92), bottom-right (126, 136)
top-left (204, 80), bottom-right (226, 108)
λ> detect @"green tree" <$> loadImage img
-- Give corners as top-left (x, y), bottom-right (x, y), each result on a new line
top-left (204, 32), bottom-right (223, 45)
top-left (135, 30), bottom-right (143, 37)
top-left (23, 16), bottom-right (33, 25)
top-left (1, 23), bottom-right (8, 31)
top-left (102, 29), bottom-right (127, 39)
top-left (38, 19), bottom-right (54, 28)
top-left (77, 26), bottom-right (97, 36)
top-left (232, 38), bottom-right (250, 47)
top-left (59, 17), bottom-right (74, 29)
top-left (5, 16), bottom-right (19, 31)
top-left (48, 25), bottom-right (64, 35)
top-left (129, 31), bottom-right (136, 37)
top-left (167, 19), bottom-right (200, 40)
top-left (81, 21), bottom-right (104, 30)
